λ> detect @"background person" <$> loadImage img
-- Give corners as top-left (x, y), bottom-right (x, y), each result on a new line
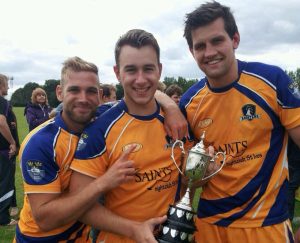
top-left (287, 137), bottom-right (300, 222)
top-left (180, 1), bottom-right (300, 242)
top-left (24, 87), bottom-right (52, 131)
top-left (101, 84), bottom-right (117, 103)
top-left (0, 74), bottom-right (19, 226)
top-left (165, 84), bottom-right (182, 105)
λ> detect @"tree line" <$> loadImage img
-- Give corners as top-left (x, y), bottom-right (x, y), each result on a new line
top-left (10, 68), bottom-right (300, 108)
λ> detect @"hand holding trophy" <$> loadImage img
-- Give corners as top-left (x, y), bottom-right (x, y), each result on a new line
top-left (156, 132), bottom-right (226, 243)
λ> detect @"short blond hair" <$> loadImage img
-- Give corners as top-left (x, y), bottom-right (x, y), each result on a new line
top-left (61, 56), bottom-right (99, 87)
top-left (0, 74), bottom-right (8, 87)
top-left (31, 87), bottom-right (49, 105)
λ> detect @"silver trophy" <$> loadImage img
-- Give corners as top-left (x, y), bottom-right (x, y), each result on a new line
top-left (156, 132), bottom-right (226, 243)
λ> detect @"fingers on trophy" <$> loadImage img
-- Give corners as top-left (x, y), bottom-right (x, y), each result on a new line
top-left (156, 132), bottom-right (226, 243)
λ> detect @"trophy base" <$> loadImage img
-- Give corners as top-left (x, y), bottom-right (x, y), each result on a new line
top-left (156, 204), bottom-right (196, 243)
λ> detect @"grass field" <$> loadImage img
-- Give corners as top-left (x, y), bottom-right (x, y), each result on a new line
top-left (1, 107), bottom-right (300, 241)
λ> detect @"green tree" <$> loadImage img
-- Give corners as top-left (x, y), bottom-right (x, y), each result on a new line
top-left (287, 68), bottom-right (300, 86)
top-left (11, 82), bottom-right (40, 107)
top-left (163, 76), bottom-right (197, 93)
top-left (43, 79), bottom-right (60, 107)
top-left (116, 83), bottom-right (124, 100)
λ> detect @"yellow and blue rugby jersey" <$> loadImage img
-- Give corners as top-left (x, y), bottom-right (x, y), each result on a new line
top-left (71, 100), bottom-right (192, 242)
top-left (16, 113), bottom-right (90, 242)
top-left (180, 60), bottom-right (300, 228)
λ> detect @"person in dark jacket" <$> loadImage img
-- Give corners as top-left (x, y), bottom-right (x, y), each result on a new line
top-left (0, 74), bottom-right (19, 226)
top-left (287, 136), bottom-right (300, 221)
top-left (24, 87), bottom-right (52, 131)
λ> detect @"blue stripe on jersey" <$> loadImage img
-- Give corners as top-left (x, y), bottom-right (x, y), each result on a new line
top-left (198, 84), bottom-right (286, 225)
top-left (179, 79), bottom-right (206, 118)
top-left (263, 179), bottom-right (289, 226)
top-left (15, 221), bottom-right (87, 242)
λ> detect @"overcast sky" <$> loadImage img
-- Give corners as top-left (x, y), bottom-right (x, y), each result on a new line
top-left (1, 0), bottom-right (300, 98)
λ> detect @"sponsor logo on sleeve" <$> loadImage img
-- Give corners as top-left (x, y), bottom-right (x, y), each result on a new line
top-left (26, 160), bottom-right (45, 182)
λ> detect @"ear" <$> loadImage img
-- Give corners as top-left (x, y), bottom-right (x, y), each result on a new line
top-left (232, 32), bottom-right (240, 50)
top-left (158, 63), bottom-right (162, 78)
top-left (56, 85), bottom-right (63, 102)
top-left (113, 65), bottom-right (121, 83)
top-left (189, 47), bottom-right (195, 58)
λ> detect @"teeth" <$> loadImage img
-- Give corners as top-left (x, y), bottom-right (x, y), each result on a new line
top-left (207, 60), bottom-right (220, 64)
top-left (135, 88), bottom-right (147, 91)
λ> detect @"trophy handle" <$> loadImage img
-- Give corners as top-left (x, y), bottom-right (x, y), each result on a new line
top-left (171, 140), bottom-right (185, 175)
top-left (202, 151), bottom-right (226, 180)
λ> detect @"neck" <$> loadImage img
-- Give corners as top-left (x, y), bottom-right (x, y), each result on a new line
top-left (61, 112), bottom-right (85, 134)
top-left (207, 59), bottom-right (239, 89)
top-left (124, 98), bottom-right (157, 116)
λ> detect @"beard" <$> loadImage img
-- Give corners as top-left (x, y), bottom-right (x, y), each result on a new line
top-left (64, 106), bottom-right (97, 126)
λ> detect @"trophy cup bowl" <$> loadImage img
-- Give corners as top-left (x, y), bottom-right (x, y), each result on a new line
top-left (156, 132), bottom-right (226, 243)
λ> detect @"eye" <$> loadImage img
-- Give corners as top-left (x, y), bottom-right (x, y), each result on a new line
top-left (124, 66), bottom-right (136, 73)
top-left (194, 43), bottom-right (205, 51)
top-left (211, 37), bottom-right (224, 45)
top-left (144, 66), bottom-right (155, 72)
top-left (86, 88), bottom-right (98, 94)
top-left (67, 87), bottom-right (80, 93)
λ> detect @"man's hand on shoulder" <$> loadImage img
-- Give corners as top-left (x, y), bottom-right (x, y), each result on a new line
top-left (164, 103), bottom-right (188, 140)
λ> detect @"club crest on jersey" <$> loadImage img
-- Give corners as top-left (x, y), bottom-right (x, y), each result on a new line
top-left (26, 160), bottom-right (45, 182)
top-left (240, 104), bottom-right (260, 121)
top-left (288, 80), bottom-right (300, 99)
top-left (77, 133), bottom-right (88, 151)
top-left (122, 143), bottom-right (142, 153)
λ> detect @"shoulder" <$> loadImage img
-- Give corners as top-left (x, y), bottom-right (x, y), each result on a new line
top-left (23, 120), bottom-right (59, 152)
top-left (239, 60), bottom-right (288, 86)
top-left (180, 78), bottom-right (206, 108)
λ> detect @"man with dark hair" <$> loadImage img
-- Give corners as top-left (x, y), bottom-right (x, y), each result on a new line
top-left (0, 74), bottom-right (19, 226)
top-left (165, 84), bottom-right (182, 105)
top-left (69, 29), bottom-right (192, 243)
top-left (287, 137), bottom-right (300, 221)
top-left (180, 1), bottom-right (300, 242)
top-left (101, 84), bottom-right (117, 103)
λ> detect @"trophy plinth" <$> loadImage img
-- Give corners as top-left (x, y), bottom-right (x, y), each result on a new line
top-left (156, 188), bottom-right (196, 243)
top-left (156, 132), bottom-right (226, 243)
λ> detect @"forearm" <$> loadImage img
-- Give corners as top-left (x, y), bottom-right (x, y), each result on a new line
top-left (31, 178), bottom-right (107, 231)
top-left (80, 203), bottom-right (140, 239)
top-left (0, 116), bottom-right (15, 145)
top-left (289, 126), bottom-right (300, 149)
top-left (155, 90), bottom-right (177, 111)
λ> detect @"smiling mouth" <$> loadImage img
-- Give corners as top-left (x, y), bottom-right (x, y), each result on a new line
top-left (134, 87), bottom-right (150, 94)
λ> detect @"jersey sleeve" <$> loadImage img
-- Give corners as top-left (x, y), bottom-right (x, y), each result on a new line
top-left (20, 134), bottom-right (61, 193)
top-left (275, 68), bottom-right (300, 129)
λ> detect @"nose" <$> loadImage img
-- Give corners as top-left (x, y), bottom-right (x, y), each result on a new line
top-left (204, 43), bottom-right (217, 58)
top-left (135, 70), bottom-right (147, 85)
top-left (78, 91), bottom-right (88, 102)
